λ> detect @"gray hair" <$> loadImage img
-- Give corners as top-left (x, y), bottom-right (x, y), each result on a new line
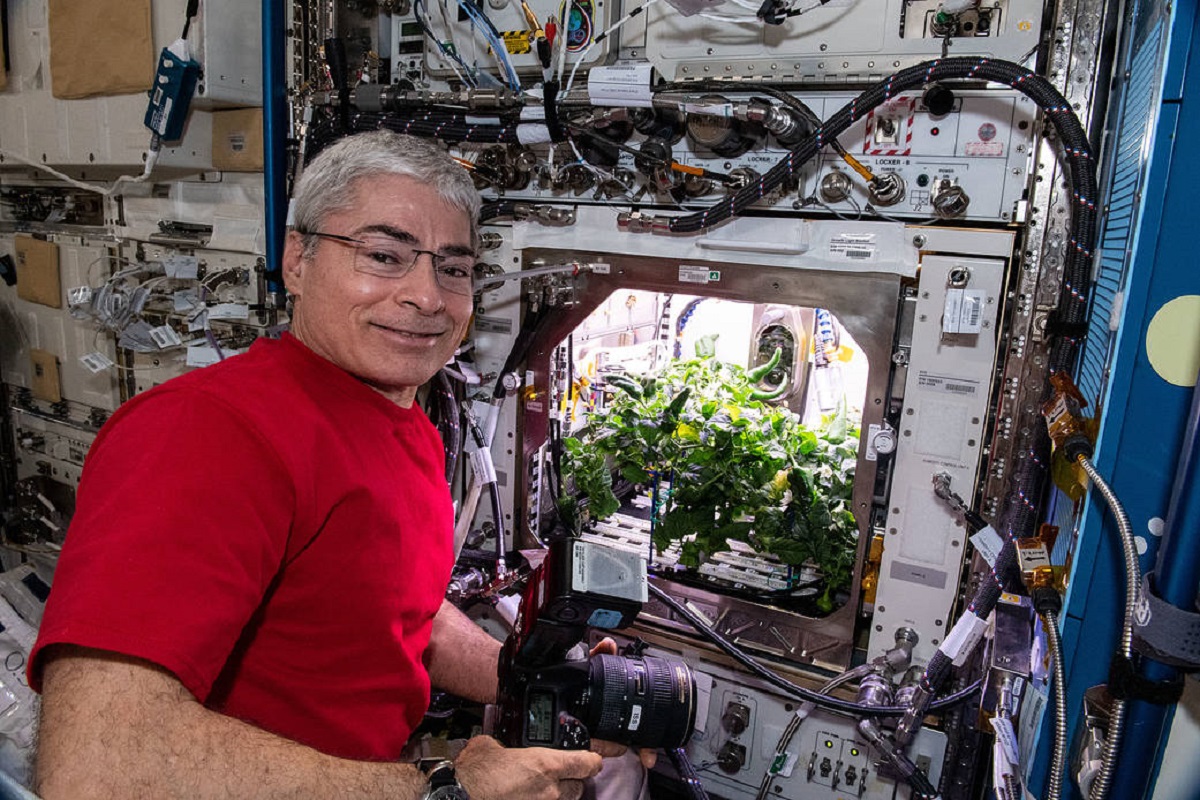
top-left (290, 131), bottom-right (480, 254)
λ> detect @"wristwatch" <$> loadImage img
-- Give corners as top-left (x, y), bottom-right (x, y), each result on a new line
top-left (421, 759), bottom-right (470, 800)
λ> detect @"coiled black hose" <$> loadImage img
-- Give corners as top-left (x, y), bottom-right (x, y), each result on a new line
top-left (662, 58), bottom-right (1096, 355)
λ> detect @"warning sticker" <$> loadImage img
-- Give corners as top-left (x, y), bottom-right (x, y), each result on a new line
top-left (500, 30), bottom-right (532, 54)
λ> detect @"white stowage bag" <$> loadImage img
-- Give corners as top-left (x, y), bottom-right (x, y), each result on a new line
top-left (0, 592), bottom-right (40, 788)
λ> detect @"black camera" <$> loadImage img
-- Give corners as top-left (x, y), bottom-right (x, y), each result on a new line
top-left (495, 538), bottom-right (697, 751)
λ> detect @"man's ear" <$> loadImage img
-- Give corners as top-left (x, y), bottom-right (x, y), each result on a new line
top-left (282, 231), bottom-right (306, 297)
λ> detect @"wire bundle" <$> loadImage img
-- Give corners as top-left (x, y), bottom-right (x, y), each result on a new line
top-left (661, 58), bottom-right (1097, 364)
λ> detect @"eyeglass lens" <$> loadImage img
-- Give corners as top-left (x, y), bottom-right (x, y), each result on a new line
top-left (350, 235), bottom-right (475, 295)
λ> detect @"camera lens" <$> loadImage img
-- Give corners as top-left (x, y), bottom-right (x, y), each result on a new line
top-left (583, 654), bottom-right (697, 749)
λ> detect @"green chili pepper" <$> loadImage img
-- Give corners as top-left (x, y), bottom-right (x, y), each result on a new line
top-left (746, 347), bottom-right (783, 383)
top-left (749, 383), bottom-right (788, 402)
top-left (665, 386), bottom-right (691, 418)
top-left (606, 374), bottom-right (643, 398)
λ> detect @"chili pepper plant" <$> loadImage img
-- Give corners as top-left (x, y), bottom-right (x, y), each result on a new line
top-left (559, 346), bottom-right (860, 611)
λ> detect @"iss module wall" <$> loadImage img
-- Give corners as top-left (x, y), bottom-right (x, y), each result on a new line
top-left (2, 0), bottom-right (1191, 798)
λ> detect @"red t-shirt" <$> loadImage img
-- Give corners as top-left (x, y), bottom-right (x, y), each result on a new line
top-left (29, 333), bottom-right (455, 760)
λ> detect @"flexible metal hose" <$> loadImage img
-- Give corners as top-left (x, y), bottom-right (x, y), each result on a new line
top-left (1078, 455), bottom-right (1138, 800)
top-left (1042, 609), bottom-right (1068, 800)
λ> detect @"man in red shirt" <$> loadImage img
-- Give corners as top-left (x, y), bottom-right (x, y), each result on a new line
top-left (30, 131), bottom-right (604, 799)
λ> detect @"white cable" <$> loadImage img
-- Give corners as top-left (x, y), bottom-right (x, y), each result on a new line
top-left (455, 0), bottom-right (520, 89)
top-left (420, 0), bottom-right (474, 86)
top-left (564, 0), bottom-right (662, 98)
top-left (697, 12), bottom-right (761, 23)
top-left (0, 135), bottom-right (162, 197)
top-left (556, 0), bottom-right (575, 82)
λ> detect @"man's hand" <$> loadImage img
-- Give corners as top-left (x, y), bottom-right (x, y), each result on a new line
top-left (454, 735), bottom-right (602, 800)
top-left (587, 638), bottom-right (659, 770)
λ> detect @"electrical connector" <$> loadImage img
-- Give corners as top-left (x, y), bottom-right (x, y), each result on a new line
top-left (1041, 372), bottom-right (1094, 461)
top-left (1032, 585), bottom-right (1062, 615)
top-left (755, 0), bottom-right (788, 25)
top-left (1015, 537), bottom-right (1055, 590)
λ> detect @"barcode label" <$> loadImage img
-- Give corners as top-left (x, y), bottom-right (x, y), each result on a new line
top-left (150, 325), bottom-right (183, 349)
top-left (80, 352), bottom-right (114, 374)
top-left (679, 265), bottom-right (720, 284)
top-left (829, 233), bottom-right (877, 263)
top-left (918, 372), bottom-right (979, 396)
top-left (473, 315), bottom-right (513, 334)
top-left (943, 289), bottom-right (987, 334)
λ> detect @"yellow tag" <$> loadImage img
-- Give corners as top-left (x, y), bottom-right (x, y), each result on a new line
top-left (501, 30), bottom-right (532, 54)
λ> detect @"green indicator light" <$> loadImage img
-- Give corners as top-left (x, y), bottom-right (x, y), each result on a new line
top-left (825, 740), bottom-right (833, 748)
top-left (917, 174), bottom-right (930, 187)
top-left (851, 748), bottom-right (860, 756)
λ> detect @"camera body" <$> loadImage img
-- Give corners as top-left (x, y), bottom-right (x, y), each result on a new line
top-left (495, 538), bottom-right (697, 751)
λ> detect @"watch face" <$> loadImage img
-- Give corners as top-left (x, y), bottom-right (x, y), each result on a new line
top-left (427, 786), bottom-right (470, 800)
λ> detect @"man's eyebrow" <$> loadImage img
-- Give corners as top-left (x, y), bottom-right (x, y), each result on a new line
top-left (355, 225), bottom-right (475, 256)
top-left (354, 224), bottom-right (419, 244)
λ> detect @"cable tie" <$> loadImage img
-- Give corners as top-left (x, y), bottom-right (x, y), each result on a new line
top-left (1107, 653), bottom-right (1185, 704)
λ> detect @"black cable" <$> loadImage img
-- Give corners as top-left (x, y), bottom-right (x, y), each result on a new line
top-left (465, 414), bottom-right (508, 567)
top-left (181, 0), bottom-right (200, 40)
top-left (649, 582), bottom-right (982, 716)
top-left (433, 370), bottom-right (463, 485)
top-left (480, 200), bottom-right (520, 223)
top-left (325, 38), bottom-right (353, 133)
top-left (492, 302), bottom-right (549, 401)
top-left (305, 114), bottom-right (518, 161)
top-left (543, 80), bottom-right (567, 142)
top-left (1, 0), bottom-right (11, 73)
top-left (660, 58), bottom-right (1097, 372)
top-left (666, 747), bottom-right (710, 800)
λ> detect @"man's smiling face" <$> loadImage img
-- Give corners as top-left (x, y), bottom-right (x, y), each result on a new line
top-left (283, 173), bottom-right (475, 407)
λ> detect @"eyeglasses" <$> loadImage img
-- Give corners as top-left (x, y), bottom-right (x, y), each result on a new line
top-left (302, 230), bottom-right (477, 296)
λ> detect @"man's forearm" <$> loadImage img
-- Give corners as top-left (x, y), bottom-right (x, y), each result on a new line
top-left (425, 600), bottom-right (502, 704)
top-left (36, 647), bottom-right (429, 800)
